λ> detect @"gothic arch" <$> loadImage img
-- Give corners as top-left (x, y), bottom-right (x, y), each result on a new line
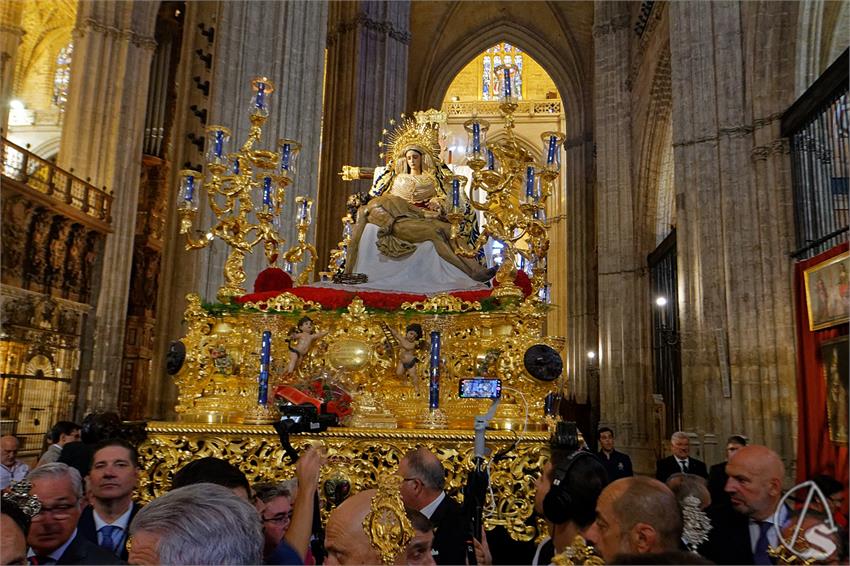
top-left (412, 9), bottom-right (590, 139)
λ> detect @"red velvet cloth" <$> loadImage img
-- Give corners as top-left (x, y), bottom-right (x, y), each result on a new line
top-left (237, 271), bottom-right (532, 310)
top-left (794, 242), bottom-right (848, 493)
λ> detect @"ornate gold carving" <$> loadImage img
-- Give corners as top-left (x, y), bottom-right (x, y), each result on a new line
top-left (241, 292), bottom-right (322, 312)
top-left (400, 294), bottom-right (481, 313)
top-left (137, 423), bottom-right (550, 542)
top-left (551, 536), bottom-right (605, 565)
top-left (364, 474), bottom-right (414, 565)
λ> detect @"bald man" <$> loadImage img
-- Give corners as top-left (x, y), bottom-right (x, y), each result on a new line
top-left (1, 436), bottom-right (29, 490)
top-left (585, 476), bottom-right (683, 562)
top-left (699, 444), bottom-right (787, 564)
top-left (324, 489), bottom-right (435, 565)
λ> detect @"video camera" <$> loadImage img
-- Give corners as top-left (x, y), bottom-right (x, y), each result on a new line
top-left (275, 402), bottom-right (338, 434)
top-left (549, 420), bottom-right (580, 453)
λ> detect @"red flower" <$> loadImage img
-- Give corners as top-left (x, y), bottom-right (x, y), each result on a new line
top-left (253, 268), bottom-right (292, 293)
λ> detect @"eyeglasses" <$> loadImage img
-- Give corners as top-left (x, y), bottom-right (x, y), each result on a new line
top-left (401, 477), bottom-right (421, 485)
top-left (31, 500), bottom-right (79, 521)
top-left (262, 512), bottom-right (292, 525)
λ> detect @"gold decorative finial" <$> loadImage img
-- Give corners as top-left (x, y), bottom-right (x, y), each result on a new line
top-left (362, 474), bottom-right (414, 565)
top-left (551, 535), bottom-right (605, 565)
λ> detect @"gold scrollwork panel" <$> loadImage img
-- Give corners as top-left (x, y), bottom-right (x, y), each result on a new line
top-left (138, 424), bottom-right (549, 542)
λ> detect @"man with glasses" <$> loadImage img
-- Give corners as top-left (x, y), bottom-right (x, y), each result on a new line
top-left (76, 440), bottom-right (141, 561)
top-left (25, 463), bottom-right (118, 564)
top-left (398, 447), bottom-right (468, 565)
top-left (253, 481), bottom-right (295, 561)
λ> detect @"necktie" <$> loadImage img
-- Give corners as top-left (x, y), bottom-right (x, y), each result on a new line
top-left (753, 521), bottom-right (773, 564)
top-left (680, 460), bottom-right (689, 473)
top-left (28, 556), bottom-right (54, 565)
top-left (99, 525), bottom-right (122, 553)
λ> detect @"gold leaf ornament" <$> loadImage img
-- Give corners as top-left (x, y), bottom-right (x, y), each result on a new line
top-left (363, 474), bottom-right (415, 565)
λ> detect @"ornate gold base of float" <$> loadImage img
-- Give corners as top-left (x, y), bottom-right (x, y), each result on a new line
top-left (155, 292), bottom-right (567, 541)
top-left (137, 422), bottom-right (549, 541)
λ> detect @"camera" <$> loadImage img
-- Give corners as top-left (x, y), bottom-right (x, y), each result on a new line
top-left (275, 402), bottom-right (338, 434)
top-left (550, 420), bottom-right (580, 453)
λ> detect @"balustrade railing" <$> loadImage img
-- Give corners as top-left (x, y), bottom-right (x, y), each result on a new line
top-left (1, 137), bottom-right (112, 225)
top-left (443, 99), bottom-right (562, 117)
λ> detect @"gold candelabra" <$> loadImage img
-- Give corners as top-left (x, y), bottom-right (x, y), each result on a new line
top-left (451, 71), bottom-right (564, 301)
top-left (176, 77), bottom-right (311, 302)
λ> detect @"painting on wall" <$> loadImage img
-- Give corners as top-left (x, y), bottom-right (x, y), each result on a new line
top-left (821, 335), bottom-right (849, 445)
top-left (804, 251), bottom-right (849, 331)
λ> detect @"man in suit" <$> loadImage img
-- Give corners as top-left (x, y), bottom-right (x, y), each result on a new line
top-left (25, 462), bottom-right (120, 564)
top-left (77, 439), bottom-right (141, 561)
top-left (656, 431), bottom-right (708, 483)
top-left (37, 422), bottom-right (81, 468)
top-left (399, 447), bottom-right (469, 565)
top-left (707, 435), bottom-right (747, 508)
top-left (596, 427), bottom-right (633, 481)
top-left (699, 444), bottom-right (788, 565)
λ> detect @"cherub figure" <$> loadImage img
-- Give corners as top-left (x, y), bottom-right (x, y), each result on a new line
top-left (285, 316), bottom-right (329, 375)
top-left (389, 323), bottom-right (424, 393)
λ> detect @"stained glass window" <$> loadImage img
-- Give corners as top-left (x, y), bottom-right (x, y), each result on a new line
top-left (481, 43), bottom-right (523, 100)
top-left (53, 42), bottom-right (73, 111)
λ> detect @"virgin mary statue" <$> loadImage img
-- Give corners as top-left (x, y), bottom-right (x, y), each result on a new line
top-left (343, 117), bottom-right (492, 294)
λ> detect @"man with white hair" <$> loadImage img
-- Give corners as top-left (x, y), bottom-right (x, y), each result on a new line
top-left (127, 482), bottom-right (264, 565)
top-left (25, 463), bottom-right (118, 564)
top-left (2, 435), bottom-right (29, 490)
top-left (656, 432), bottom-right (708, 483)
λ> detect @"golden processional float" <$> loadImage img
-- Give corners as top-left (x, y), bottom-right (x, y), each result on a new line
top-left (139, 69), bottom-right (569, 542)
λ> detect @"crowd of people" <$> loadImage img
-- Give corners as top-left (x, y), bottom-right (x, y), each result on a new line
top-left (1, 415), bottom-right (847, 566)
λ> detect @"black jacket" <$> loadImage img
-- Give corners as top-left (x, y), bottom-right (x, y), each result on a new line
top-left (48, 533), bottom-right (125, 565)
top-left (430, 494), bottom-right (469, 565)
top-left (655, 455), bottom-right (708, 483)
top-left (597, 449), bottom-right (633, 481)
top-left (76, 502), bottom-right (141, 562)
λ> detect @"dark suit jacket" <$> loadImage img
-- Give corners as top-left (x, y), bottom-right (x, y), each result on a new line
top-left (655, 455), bottom-right (708, 483)
top-left (430, 494), bottom-right (469, 565)
top-left (597, 449), bottom-right (634, 481)
top-left (708, 461), bottom-right (731, 507)
top-left (76, 502), bottom-right (141, 562)
top-left (54, 533), bottom-right (126, 565)
top-left (698, 503), bottom-right (756, 564)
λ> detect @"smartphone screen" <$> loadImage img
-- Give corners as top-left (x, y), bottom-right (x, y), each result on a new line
top-left (458, 378), bottom-right (502, 399)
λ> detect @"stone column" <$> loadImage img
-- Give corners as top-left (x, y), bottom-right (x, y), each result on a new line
top-left (315, 0), bottom-right (410, 268)
top-left (195, 0), bottom-right (329, 301)
top-left (669, 1), bottom-right (797, 468)
top-left (593, 2), bottom-right (656, 471)
top-left (0, 0), bottom-right (25, 131)
top-left (563, 132), bottom-right (596, 404)
top-left (56, 1), bottom-right (158, 414)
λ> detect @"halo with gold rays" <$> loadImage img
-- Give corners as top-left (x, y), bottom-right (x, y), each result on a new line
top-left (377, 111), bottom-right (444, 165)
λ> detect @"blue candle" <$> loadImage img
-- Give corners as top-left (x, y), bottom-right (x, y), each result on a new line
top-left (503, 68), bottom-right (511, 98)
top-left (487, 149), bottom-right (495, 170)
top-left (472, 122), bottom-right (481, 153)
top-left (526, 166), bottom-right (535, 199)
top-left (429, 331), bottom-right (441, 410)
top-left (546, 135), bottom-right (557, 165)
top-left (214, 130), bottom-right (224, 158)
top-left (452, 178), bottom-right (460, 209)
top-left (258, 330), bottom-right (271, 405)
top-left (255, 82), bottom-right (266, 112)
top-left (183, 175), bottom-right (195, 202)
top-left (298, 200), bottom-right (308, 224)
top-left (280, 143), bottom-right (291, 171)
top-left (232, 158), bottom-right (240, 175)
top-left (262, 177), bottom-right (272, 207)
